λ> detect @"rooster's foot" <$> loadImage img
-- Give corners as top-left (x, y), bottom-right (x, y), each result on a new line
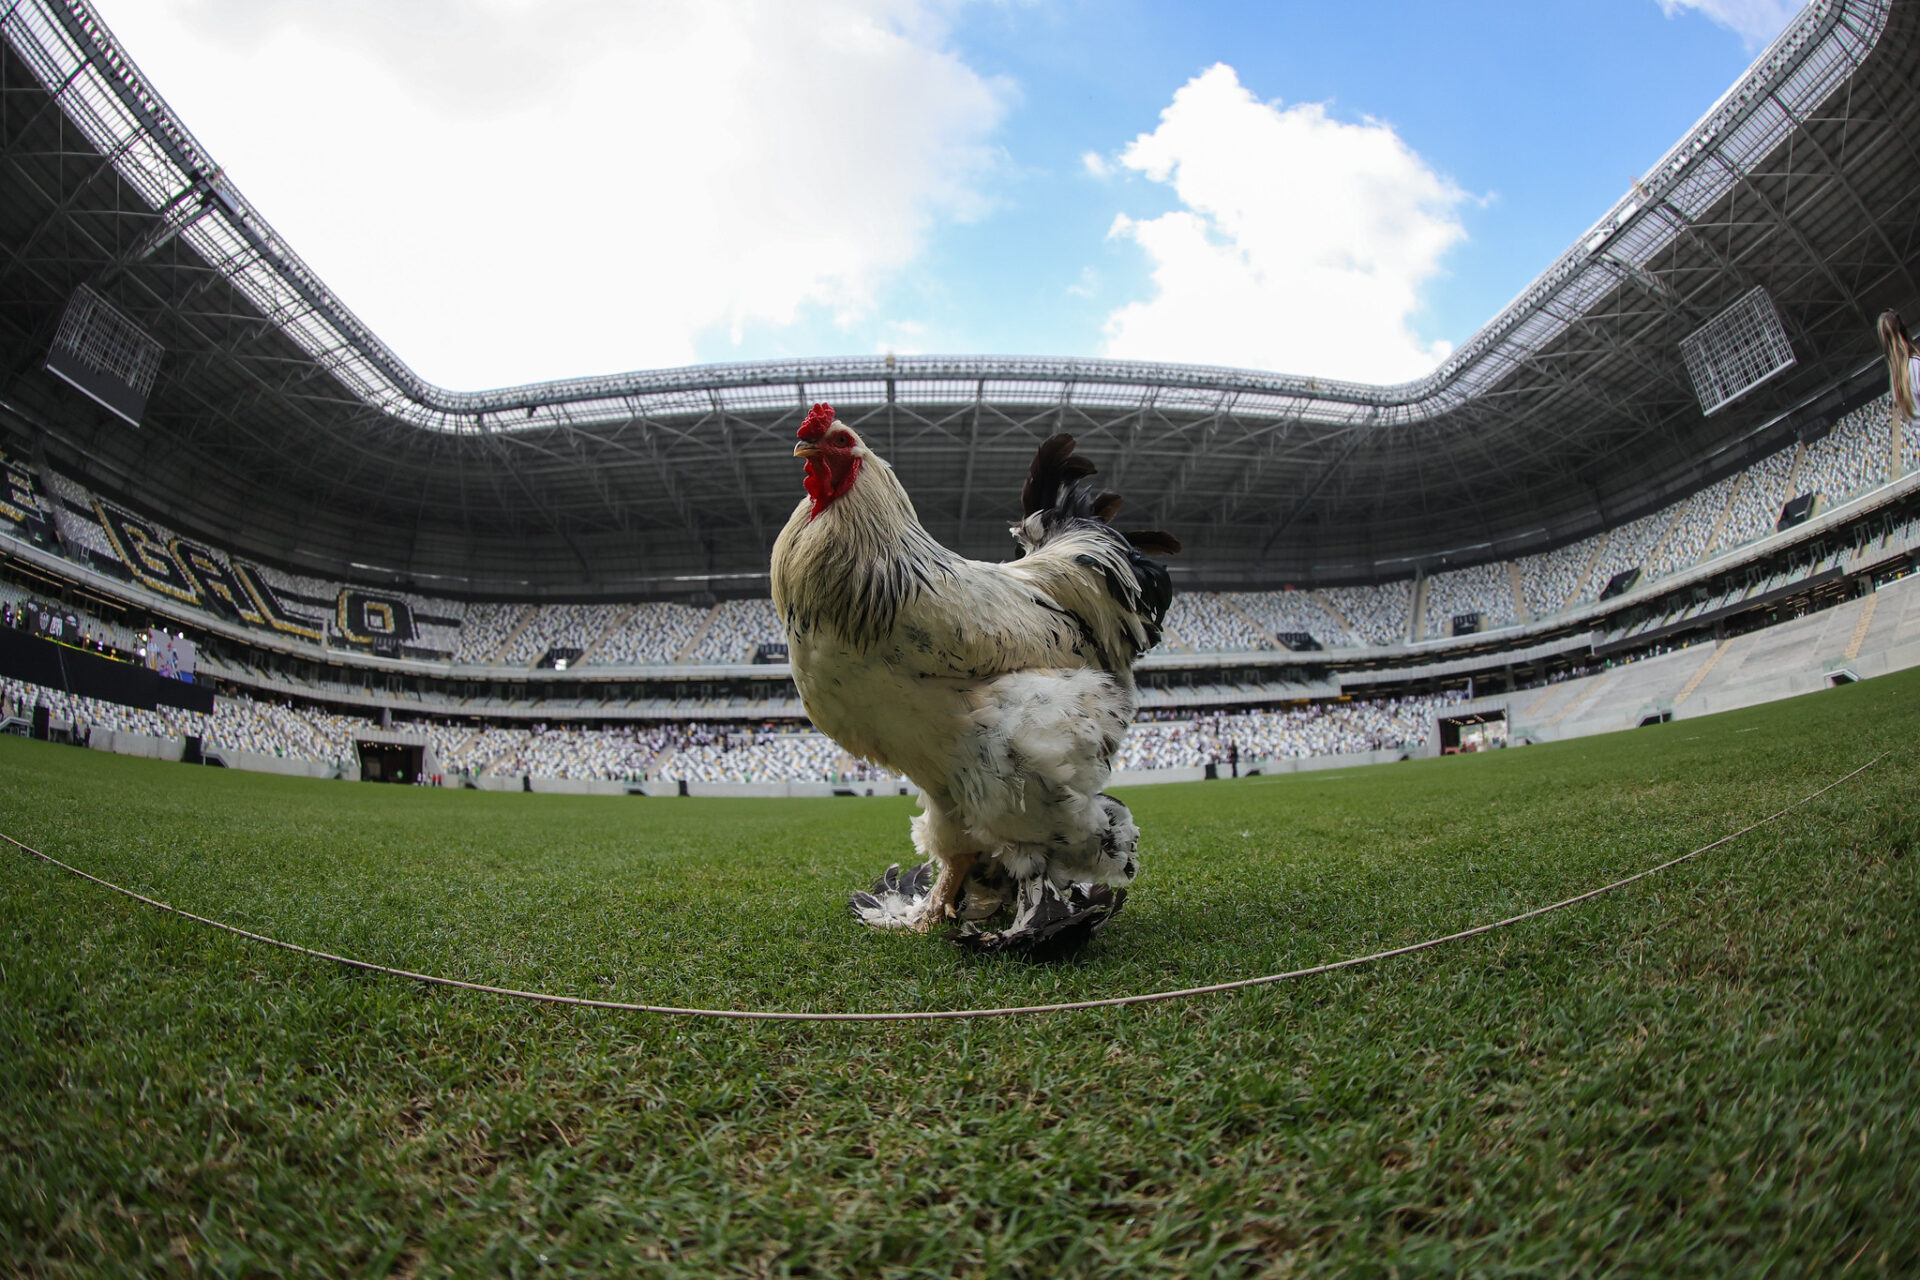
top-left (950, 883), bottom-right (1126, 962)
top-left (848, 861), bottom-right (936, 929)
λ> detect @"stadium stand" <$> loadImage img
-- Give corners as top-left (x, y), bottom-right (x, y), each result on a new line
top-left (1423, 562), bottom-right (1516, 637)
top-left (1714, 445), bottom-right (1803, 551)
top-left (1117, 692), bottom-right (1464, 770)
top-left (1647, 476), bottom-right (1739, 577)
top-left (655, 725), bottom-right (863, 785)
top-left (1231, 589), bottom-right (1353, 649)
top-left (473, 722), bottom-right (669, 780)
top-left (1518, 534), bottom-right (1602, 619)
top-left (1320, 581), bottom-right (1412, 647)
top-left (1586, 510), bottom-right (1671, 596)
top-left (1165, 593), bottom-right (1277, 652)
top-left (453, 603), bottom-right (522, 664)
top-left (1, 674), bottom-right (200, 739)
top-left (0, 660), bottom-right (1489, 783)
top-left (686, 598), bottom-right (782, 664)
top-left (203, 696), bottom-right (356, 767)
top-left (502, 603), bottom-right (622, 667)
top-left (42, 470), bottom-right (116, 565)
top-left (6, 390), bottom-right (1908, 678)
top-left (588, 601), bottom-right (711, 665)
top-left (1800, 399), bottom-right (1891, 508)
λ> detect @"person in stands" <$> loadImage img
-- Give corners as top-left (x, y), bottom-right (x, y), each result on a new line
top-left (1879, 309), bottom-right (1918, 426)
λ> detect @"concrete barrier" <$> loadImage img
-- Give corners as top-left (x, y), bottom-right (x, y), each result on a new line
top-left (89, 729), bottom-right (185, 761)
top-left (1110, 765), bottom-right (1208, 786)
top-left (203, 747), bottom-right (337, 779)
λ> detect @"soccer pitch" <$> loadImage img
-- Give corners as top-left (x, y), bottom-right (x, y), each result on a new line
top-left (3, 673), bottom-right (1917, 1276)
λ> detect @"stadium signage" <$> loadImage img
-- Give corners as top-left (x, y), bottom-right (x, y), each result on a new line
top-left (0, 452), bottom-right (49, 542)
top-left (89, 498), bottom-right (444, 656)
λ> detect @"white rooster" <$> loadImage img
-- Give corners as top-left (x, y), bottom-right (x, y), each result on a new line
top-left (770, 403), bottom-right (1178, 959)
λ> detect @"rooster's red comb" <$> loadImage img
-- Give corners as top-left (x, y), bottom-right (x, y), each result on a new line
top-left (799, 403), bottom-right (836, 442)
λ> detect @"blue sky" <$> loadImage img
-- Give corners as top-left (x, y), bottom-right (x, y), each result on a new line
top-left (91, 0), bottom-right (1798, 389)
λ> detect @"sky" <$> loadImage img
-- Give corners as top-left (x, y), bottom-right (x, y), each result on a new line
top-left (88, 0), bottom-right (1807, 391)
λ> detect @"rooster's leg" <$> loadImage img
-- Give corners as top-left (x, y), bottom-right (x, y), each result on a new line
top-left (847, 802), bottom-right (985, 931)
top-left (919, 848), bottom-right (979, 931)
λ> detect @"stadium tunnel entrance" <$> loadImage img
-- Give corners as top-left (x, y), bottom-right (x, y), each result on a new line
top-left (1439, 711), bottom-right (1508, 754)
top-left (354, 731), bottom-right (436, 784)
top-left (357, 740), bottom-right (421, 784)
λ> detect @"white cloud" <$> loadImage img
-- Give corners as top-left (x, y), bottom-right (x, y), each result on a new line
top-left (1095, 64), bottom-right (1466, 385)
top-left (90, 0), bottom-right (1009, 387)
top-left (1658, 0), bottom-right (1805, 48)
top-left (1081, 150), bottom-right (1112, 179)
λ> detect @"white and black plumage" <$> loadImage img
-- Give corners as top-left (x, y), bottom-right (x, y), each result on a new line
top-left (769, 404), bottom-right (1178, 959)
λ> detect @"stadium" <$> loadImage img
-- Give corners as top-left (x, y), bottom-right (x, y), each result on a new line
top-left (2, 0), bottom-right (1917, 1273)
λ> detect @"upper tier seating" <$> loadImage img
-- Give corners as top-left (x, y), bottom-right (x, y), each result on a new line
top-left (1231, 589), bottom-right (1353, 647)
top-left (10, 388), bottom-right (1909, 669)
top-left (1164, 594), bottom-right (1276, 651)
top-left (1424, 562), bottom-right (1515, 637)
top-left (588, 602), bottom-right (711, 665)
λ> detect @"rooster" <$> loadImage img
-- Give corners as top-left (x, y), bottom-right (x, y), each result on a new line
top-left (770, 403), bottom-right (1178, 959)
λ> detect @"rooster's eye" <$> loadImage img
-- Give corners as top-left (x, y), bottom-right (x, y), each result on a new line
top-left (829, 431), bottom-right (851, 445)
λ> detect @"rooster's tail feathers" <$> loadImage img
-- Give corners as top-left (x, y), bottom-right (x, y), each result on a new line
top-left (1122, 529), bottom-right (1182, 556)
top-left (1020, 433), bottom-right (1100, 518)
top-left (1018, 434), bottom-right (1179, 557)
top-left (1012, 434), bottom-right (1178, 656)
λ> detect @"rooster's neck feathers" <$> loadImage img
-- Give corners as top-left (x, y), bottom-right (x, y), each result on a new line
top-left (773, 454), bottom-right (958, 650)
top-left (770, 432), bottom-right (1177, 672)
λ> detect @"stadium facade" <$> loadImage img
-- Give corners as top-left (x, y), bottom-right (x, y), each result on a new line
top-left (1, 0), bottom-right (1918, 789)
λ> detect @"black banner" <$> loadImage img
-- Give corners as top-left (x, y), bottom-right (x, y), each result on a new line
top-left (0, 627), bottom-right (214, 715)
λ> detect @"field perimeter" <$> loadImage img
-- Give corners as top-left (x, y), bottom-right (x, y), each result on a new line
top-left (3, 672), bottom-right (1919, 1276)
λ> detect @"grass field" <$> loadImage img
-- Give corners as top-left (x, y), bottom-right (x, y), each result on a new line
top-left (3, 671), bottom-right (1918, 1277)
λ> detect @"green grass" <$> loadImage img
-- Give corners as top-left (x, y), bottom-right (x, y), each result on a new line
top-left (3, 672), bottom-right (1918, 1277)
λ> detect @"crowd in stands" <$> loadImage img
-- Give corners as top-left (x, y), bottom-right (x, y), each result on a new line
top-left (1232, 589), bottom-right (1352, 647)
top-left (687, 598), bottom-right (782, 663)
top-left (1116, 691), bottom-right (1465, 771)
top-left (1423, 562), bottom-right (1515, 637)
top-left (502, 602), bottom-right (622, 666)
top-left (1320, 580), bottom-right (1412, 646)
top-left (453, 603), bottom-right (522, 664)
top-left (1518, 535), bottom-right (1600, 620)
top-left (589, 602), bottom-right (709, 665)
top-left (11, 390), bottom-right (1914, 675)
top-left (654, 724), bottom-right (857, 784)
top-left (0, 666), bottom-right (1482, 784)
top-left (1715, 447), bottom-right (1801, 551)
top-left (1164, 594), bottom-right (1276, 651)
top-left (1, 675), bottom-right (200, 739)
top-left (1800, 400), bottom-right (1889, 510)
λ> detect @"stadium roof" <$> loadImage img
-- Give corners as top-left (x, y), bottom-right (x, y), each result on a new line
top-left (1, 0), bottom-right (1917, 597)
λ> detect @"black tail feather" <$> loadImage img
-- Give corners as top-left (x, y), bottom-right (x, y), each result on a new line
top-left (1123, 529), bottom-right (1182, 556)
top-left (1021, 433), bottom-right (1099, 518)
top-left (1021, 435), bottom-right (1178, 556)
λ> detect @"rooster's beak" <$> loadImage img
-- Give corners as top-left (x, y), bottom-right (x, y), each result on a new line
top-left (794, 441), bottom-right (822, 458)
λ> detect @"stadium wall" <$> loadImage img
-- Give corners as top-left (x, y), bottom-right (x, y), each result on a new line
top-left (87, 728), bottom-right (184, 762)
